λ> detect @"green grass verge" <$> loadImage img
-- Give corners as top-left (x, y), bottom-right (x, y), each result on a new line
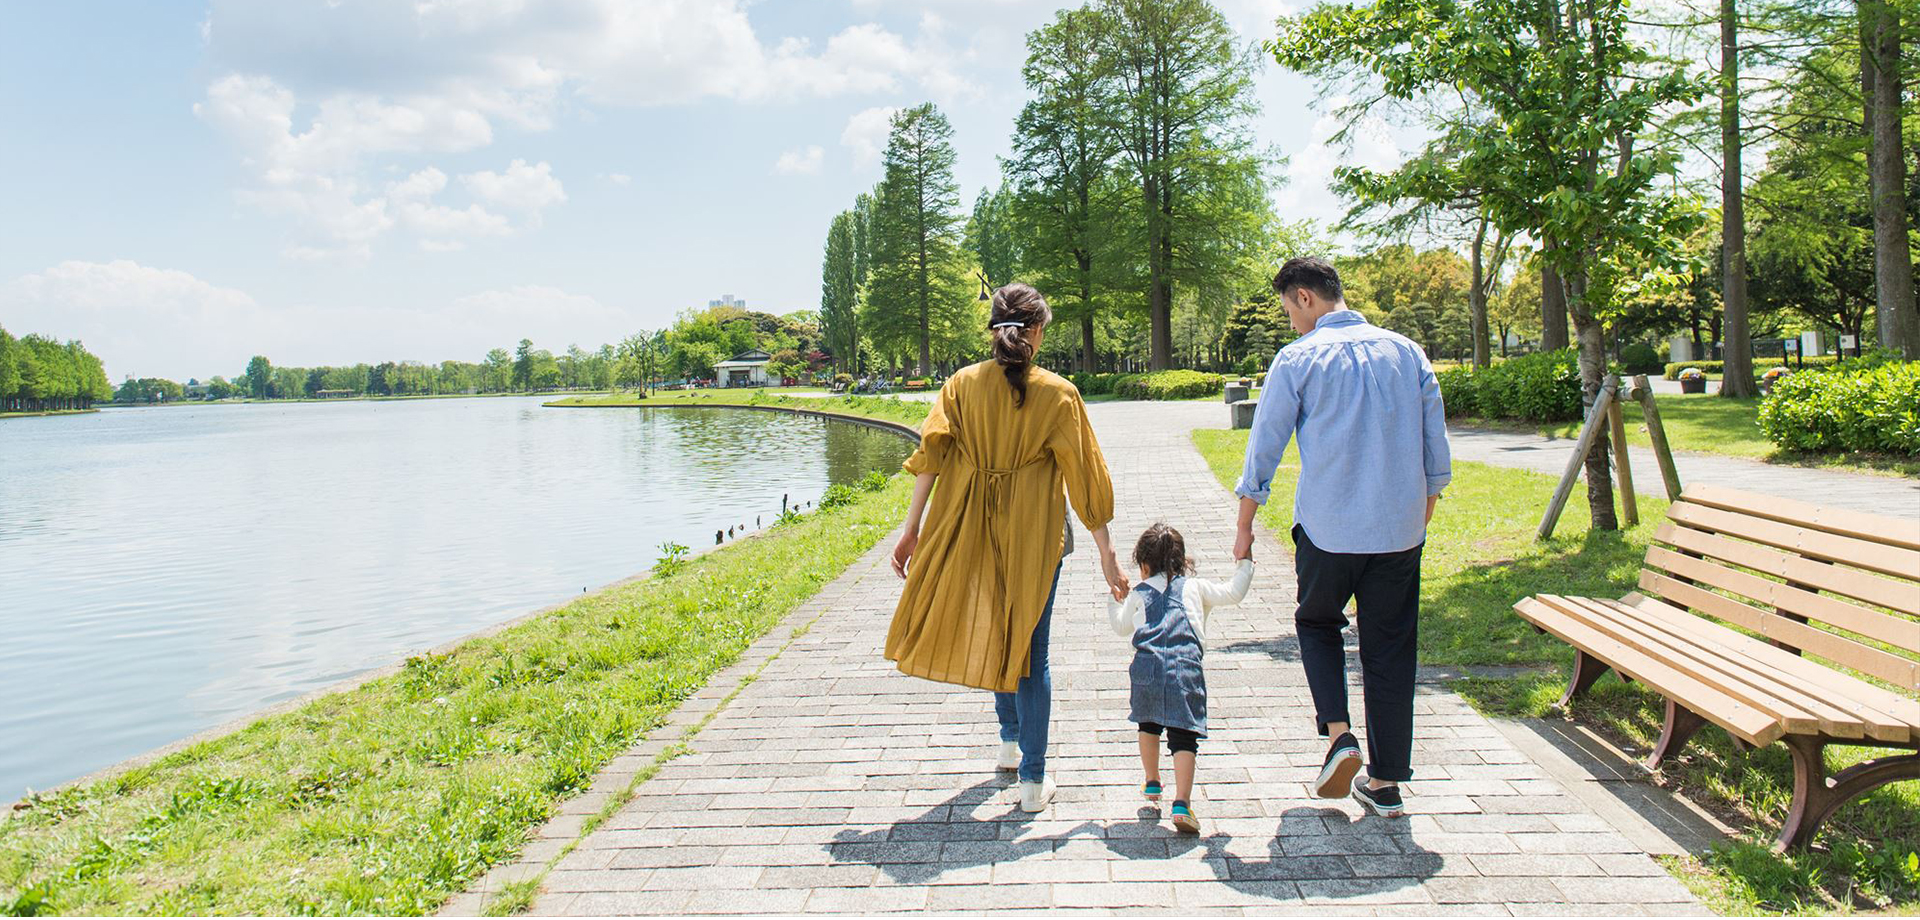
top-left (0, 403), bottom-right (921, 916)
top-left (1538, 394), bottom-right (1919, 478)
top-left (1191, 428), bottom-right (1919, 915)
top-left (546, 389), bottom-right (929, 429)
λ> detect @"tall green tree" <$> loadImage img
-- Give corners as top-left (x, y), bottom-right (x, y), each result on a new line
top-left (820, 209), bottom-right (863, 372)
top-left (1007, 5), bottom-right (1137, 373)
top-left (1097, 0), bottom-right (1267, 371)
top-left (1275, 0), bottom-right (1705, 530)
top-left (511, 339), bottom-right (534, 391)
top-left (864, 103), bottom-right (969, 375)
top-left (1861, 0), bottom-right (1918, 355)
top-left (964, 185), bottom-right (1021, 289)
top-left (244, 355), bottom-right (273, 399)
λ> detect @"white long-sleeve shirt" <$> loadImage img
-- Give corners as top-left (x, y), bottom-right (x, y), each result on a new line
top-left (1106, 559), bottom-right (1255, 646)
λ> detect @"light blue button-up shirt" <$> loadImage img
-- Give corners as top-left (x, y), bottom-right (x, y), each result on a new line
top-left (1234, 309), bottom-right (1452, 554)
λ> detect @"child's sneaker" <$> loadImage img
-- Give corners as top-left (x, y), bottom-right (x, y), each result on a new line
top-left (1019, 778), bottom-right (1056, 813)
top-left (1352, 775), bottom-right (1407, 818)
top-left (1170, 800), bottom-right (1201, 833)
top-left (1142, 779), bottom-right (1162, 801)
top-left (996, 740), bottom-right (1021, 771)
top-left (1315, 731), bottom-right (1363, 798)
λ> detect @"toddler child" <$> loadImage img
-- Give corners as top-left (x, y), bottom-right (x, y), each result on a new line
top-left (1107, 523), bottom-right (1253, 833)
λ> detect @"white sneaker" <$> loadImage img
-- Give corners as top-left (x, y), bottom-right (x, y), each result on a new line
top-left (996, 741), bottom-right (1021, 771)
top-left (1019, 778), bottom-right (1056, 813)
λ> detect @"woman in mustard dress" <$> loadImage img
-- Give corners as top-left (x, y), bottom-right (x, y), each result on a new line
top-left (886, 283), bottom-right (1128, 813)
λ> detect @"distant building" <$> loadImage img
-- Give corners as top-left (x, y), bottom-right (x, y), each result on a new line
top-left (713, 350), bottom-right (771, 388)
top-left (709, 294), bottom-right (747, 310)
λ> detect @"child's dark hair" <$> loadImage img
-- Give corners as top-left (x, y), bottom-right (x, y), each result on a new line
top-left (1133, 523), bottom-right (1191, 579)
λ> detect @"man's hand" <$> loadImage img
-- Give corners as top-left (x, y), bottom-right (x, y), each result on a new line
top-left (890, 530), bottom-right (918, 579)
top-left (1232, 526), bottom-right (1255, 562)
top-left (1425, 493), bottom-right (1439, 525)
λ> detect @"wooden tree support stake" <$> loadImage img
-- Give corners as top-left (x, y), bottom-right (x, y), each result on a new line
top-left (1538, 375), bottom-right (1618, 540)
top-left (1629, 374), bottom-right (1683, 500)
top-left (1608, 398), bottom-right (1639, 526)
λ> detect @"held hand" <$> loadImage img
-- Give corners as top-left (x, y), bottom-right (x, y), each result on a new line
top-left (1425, 494), bottom-right (1439, 525)
top-left (890, 531), bottom-right (918, 579)
top-left (1232, 526), bottom-right (1255, 562)
top-left (1100, 552), bottom-right (1131, 602)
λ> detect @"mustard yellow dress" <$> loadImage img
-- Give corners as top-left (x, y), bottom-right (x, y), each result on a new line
top-left (885, 361), bottom-right (1115, 693)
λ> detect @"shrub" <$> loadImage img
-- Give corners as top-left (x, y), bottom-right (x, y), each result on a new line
top-left (858, 469), bottom-right (890, 492)
top-left (1068, 372), bottom-right (1129, 396)
top-left (1758, 359), bottom-right (1920, 454)
top-left (1663, 355), bottom-right (1839, 379)
top-left (1619, 342), bottom-right (1662, 375)
top-left (832, 373), bottom-right (853, 391)
top-left (818, 483), bottom-right (860, 509)
top-left (1113, 370), bottom-right (1225, 401)
top-left (1468, 349), bottom-right (1584, 422)
top-left (1435, 366), bottom-right (1478, 418)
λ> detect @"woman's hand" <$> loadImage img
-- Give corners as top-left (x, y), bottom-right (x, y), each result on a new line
top-left (1100, 550), bottom-right (1130, 602)
top-left (890, 530), bottom-right (918, 579)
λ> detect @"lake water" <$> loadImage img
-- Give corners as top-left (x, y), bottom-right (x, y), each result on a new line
top-left (0, 396), bottom-right (914, 801)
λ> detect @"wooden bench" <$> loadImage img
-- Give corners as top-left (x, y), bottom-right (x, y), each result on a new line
top-left (1514, 484), bottom-right (1920, 851)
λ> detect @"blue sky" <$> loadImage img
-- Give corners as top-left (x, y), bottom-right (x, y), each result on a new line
top-left (0, 0), bottom-right (1401, 381)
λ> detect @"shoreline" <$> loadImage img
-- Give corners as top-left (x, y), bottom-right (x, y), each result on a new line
top-left (8, 397), bottom-right (923, 811)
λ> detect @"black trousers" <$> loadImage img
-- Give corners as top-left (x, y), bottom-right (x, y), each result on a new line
top-left (1136, 721), bottom-right (1201, 754)
top-left (1292, 524), bottom-right (1422, 783)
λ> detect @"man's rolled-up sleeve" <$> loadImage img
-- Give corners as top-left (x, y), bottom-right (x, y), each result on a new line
top-left (1234, 354), bottom-right (1299, 505)
top-left (1419, 360), bottom-right (1452, 495)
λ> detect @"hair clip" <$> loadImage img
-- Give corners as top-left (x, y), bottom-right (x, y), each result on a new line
top-left (990, 321), bottom-right (1025, 330)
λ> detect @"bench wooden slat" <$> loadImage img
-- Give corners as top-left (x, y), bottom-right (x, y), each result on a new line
top-left (1513, 596), bottom-right (1784, 745)
top-left (1645, 545), bottom-right (1920, 654)
top-left (1656, 523), bottom-right (1920, 618)
top-left (1640, 571), bottom-right (1920, 689)
top-left (1681, 484), bottom-right (1920, 551)
top-left (1544, 595), bottom-right (1837, 737)
top-left (1667, 503), bottom-right (1920, 581)
top-left (1618, 592), bottom-right (1920, 739)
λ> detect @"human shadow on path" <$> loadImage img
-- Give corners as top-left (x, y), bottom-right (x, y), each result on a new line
top-left (1098, 804), bottom-right (1443, 902)
top-left (823, 778), bottom-right (1105, 884)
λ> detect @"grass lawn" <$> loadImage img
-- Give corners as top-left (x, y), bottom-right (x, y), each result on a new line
top-left (1191, 428), bottom-right (1920, 915)
top-left (1536, 394), bottom-right (1920, 478)
top-left (0, 399), bottom-right (927, 916)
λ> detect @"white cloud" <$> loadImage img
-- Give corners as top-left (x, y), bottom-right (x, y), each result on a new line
top-left (602, 172), bottom-right (632, 186)
top-left (840, 106), bottom-right (899, 168)
top-left (774, 145), bottom-right (824, 175)
top-left (462, 159), bottom-right (567, 213)
top-left (1274, 101), bottom-right (1400, 221)
top-left (1, 261), bottom-right (265, 379)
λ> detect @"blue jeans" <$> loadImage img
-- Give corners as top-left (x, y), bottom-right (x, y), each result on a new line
top-left (994, 563), bottom-right (1061, 783)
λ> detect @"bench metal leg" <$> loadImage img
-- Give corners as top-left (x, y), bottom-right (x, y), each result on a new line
top-left (1644, 699), bottom-right (1707, 771)
top-left (1557, 650), bottom-right (1612, 710)
top-left (1776, 736), bottom-right (1920, 851)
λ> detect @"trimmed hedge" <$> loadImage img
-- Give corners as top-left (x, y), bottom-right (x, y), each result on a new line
top-left (1068, 372), bottom-right (1129, 396)
top-left (1619, 343), bottom-right (1662, 375)
top-left (1115, 370), bottom-right (1225, 401)
top-left (1663, 355), bottom-right (1839, 379)
top-left (1757, 359), bottom-right (1920, 454)
top-left (1438, 349), bottom-right (1585, 422)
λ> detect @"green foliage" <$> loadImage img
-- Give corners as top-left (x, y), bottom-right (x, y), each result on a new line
top-left (858, 470), bottom-right (891, 492)
top-left (1664, 356), bottom-right (1839, 379)
top-left (1758, 359), bottom-right (1920, 454)
top-left (1435, 365), bottom-right (1478, 418)
top-left (1618, 343), bottom-right (1662, 375)
top-left (651, 542), bottom-right (689, 579)
top-left (1112, 370), bottom-right (1224, 400)
top-left (1450, 349), bottom-right (1584, 422)
top-left (818, 484), bottom-right (859, 509)
top-left (0, 327), bottom-right (112, 413)
top-left (1068, 372), bottom-right (1130, 396)
top-left (863, 103), bottom-right (974, 375)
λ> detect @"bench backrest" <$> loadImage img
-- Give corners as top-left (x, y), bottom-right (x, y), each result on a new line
top-left (1642, 484), bottom-right (1920, 690)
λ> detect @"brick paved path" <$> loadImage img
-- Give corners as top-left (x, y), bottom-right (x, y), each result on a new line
top-left (470, 400), bottom-right (1705, 916)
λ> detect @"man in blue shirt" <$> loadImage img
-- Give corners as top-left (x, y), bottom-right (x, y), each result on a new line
top-left (1232, 257), bottom-right (1451, 818)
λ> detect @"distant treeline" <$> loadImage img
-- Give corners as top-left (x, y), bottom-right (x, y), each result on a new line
top-left (0, 324), bottom-right (112, 412)
top-left (152, 340), bottom-right (628, 402)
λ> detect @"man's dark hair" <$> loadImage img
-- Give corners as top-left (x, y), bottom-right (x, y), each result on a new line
top-left (1272, 256), bottom-right (1344, 304)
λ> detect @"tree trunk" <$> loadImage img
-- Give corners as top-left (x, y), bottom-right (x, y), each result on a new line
top-left (1147, 182), bottom-right (1173, 371)
top-left (1863, 0), bottom-right (1920, 356)
top-left (1080, 256), bottom-right (1099, 374)
top-left (1470, 220), bottom-right (1492, 368)
top-left (1541, 251), bottom-right (1570, 350)
top-left (1720, 0), bottom-right (1759, 397)
top-left (1567, 269), bottom-right (1618, 531)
